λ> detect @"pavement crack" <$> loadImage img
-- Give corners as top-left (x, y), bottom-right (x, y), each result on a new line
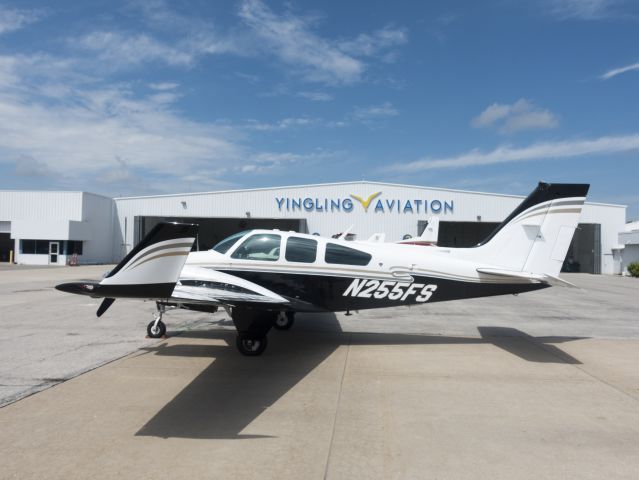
top-left (323, 333), bottom-right (351, 480)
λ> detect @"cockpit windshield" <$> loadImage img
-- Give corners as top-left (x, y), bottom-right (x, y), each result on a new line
top-left (211, 230), bottom-right (250, 254)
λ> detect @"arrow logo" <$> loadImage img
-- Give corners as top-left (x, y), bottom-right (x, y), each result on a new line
top-left (350, 192), bottom-right (381, 212)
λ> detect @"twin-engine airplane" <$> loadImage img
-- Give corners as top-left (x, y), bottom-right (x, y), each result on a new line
top-left (57, 182), bottom-right (589, 356)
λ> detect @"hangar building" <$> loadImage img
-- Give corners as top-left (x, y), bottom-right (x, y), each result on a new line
top-left (0, 182), bottom-right (628, 274)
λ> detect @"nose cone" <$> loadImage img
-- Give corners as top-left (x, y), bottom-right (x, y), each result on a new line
top-left (55, 282), bottom-right (98, 296)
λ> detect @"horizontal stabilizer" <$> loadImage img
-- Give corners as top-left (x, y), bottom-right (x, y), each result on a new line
top-left (477, 268), bottom-right (578, 288)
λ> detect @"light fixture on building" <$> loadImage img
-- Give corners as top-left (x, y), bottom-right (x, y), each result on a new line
top-left (181, 201), bottom-right (187, 209)
top-left (477, 215), bottom-right (481, 222)
top-left (246, 211), bottom-right (251, 218)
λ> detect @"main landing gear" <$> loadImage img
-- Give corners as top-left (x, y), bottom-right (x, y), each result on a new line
top-left (232, 308), bottom-right (296, 356)
top-left (273, 311), bottom-right (295, 331)
top-left (236, 335), bottom-right (268, 356)
top-left (147, 303), bottom-right (167, 338)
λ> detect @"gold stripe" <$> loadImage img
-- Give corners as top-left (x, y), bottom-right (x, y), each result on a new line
top-left (130, 251), bottom-right (188, 270)
top-left (125, 242), bottom-right (193, 270)
top-left (517, 208), bottom-right (581, 223)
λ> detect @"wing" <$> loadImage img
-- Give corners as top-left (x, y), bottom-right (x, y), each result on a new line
top-left (169, 265), bottom-right (291, 308)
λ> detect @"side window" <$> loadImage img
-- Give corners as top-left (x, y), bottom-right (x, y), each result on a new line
top-left (325, 243), bottom-right (371, 266)
top-left (231, 234), bottom-right (281, 261)
top-left (285, 237), bottom-right (317, 263)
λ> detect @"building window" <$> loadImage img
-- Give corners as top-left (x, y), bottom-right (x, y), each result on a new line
top-left (285, 237), bottom-right (317, 263)
top-left (231, 234), bottom-right (281, 261)
top-left (325, 243), bottom-right (371, 266)
top-left (64, 241), bottom-right (83, 255)
top-left (20, 240), bottom-right (50, 254)
top-left (21, 240), bottom-right (35, 254)
top-left (20, 240), bottom-right (83, 255)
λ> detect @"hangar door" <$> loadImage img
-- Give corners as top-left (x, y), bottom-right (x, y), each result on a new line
top-left (563, 224), bottom-right (601, 274)
top-left (427, 221), bottom-right (500, 248)
top-left (422, 221), bottom-right (601, 274)
top-left (135, 216), bottom-right (308, 251)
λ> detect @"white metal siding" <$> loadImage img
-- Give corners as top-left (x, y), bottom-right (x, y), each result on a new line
top-left (0, 191), bottom-right (84, 221)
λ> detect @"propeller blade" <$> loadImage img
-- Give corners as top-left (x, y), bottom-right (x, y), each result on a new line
top-left (97, 298), bottom-right (116, 317)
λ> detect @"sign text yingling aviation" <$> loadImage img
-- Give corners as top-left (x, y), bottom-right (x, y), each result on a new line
top-left (275, 191), bottom-right (454, 214)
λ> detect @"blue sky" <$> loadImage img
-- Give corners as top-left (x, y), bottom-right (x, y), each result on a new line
top-left (0, 0), bottom-right (638, 217)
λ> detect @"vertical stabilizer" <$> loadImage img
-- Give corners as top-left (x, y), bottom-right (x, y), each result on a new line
top-left (458, 182), bottom-right (589, 277)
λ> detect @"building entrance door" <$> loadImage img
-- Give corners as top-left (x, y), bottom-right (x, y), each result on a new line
top-left (49, 242), bottom-right (59, 264)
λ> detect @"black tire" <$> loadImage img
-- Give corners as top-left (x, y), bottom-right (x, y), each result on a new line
top-left (147, 319), bottom-right (166, 338)
top-left (236, 334), bottom-right (268, 356)
top-left (273, 311), bottom-right (295, 331)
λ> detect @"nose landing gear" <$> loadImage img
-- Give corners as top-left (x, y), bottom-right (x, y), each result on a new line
top-left (147, 304), bottom-right (167, 338)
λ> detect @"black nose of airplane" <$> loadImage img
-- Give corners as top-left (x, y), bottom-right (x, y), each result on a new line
top-left (55, 282), bottom-right (98, 295)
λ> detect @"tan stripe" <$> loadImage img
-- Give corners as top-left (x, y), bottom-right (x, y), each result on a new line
top-left (130, 251), bottom-right (188, 270)
top-left (517, 208), bottom-right (582, 223)
top-left (125, 242), bottom-right (193, 271)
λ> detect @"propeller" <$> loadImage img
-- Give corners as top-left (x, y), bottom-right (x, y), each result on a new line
top-left (96, 298), bottom-right (116, 317)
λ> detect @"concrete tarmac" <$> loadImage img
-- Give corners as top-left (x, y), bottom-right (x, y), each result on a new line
top-left (0, 267), bottom-right (638, 479)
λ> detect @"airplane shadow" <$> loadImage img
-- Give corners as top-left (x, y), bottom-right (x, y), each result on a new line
top-left (135, 313), bottom-right (585, 440)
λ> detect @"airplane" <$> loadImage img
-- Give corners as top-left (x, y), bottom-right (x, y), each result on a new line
top-left (364, 216), bottom-right (439, 245)
top-left (397, 216), bottom-right (439, 246)
top-left (56, 182), bottom-right (589, 356)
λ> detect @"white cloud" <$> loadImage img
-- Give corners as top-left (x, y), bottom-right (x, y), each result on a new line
top-left (383, 133), bottom-right (639, 172)
top-left (239, 150), bottom-right (338, 174)
top-left (339, 26), bottom-right (408, 57)
top-left (238, 0), bottom-right (406, 84)
top-left (239, 0), bottom-right (363, 84)
top-left (245, 117), bottom-right (316, 131)
top-left (353, 102), bottom-right (399, 121)
top-left (298, 91), bottom-right (333, 102)
top-left (0, 52), bottom-right (327, 193)
top-left (0, 6), bottom-right (42, 35)
top-left (75, 31), bottom-right (198, 68)
top-left (14, 155), bottom-right (52, 177)
top-left (149, 82), bottom-right (179, 90)
top-left (600, 61), bottom-right (639, 80)
top-left (472, 99), bottom-right (558, 134)
top-left (66, 1), bottom-right (406, 85)
top-left (547, 0), bottom-right (625, 19)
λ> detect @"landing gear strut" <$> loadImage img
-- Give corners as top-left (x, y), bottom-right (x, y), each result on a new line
top-left (273, 311), bottom-right (295, 331)
top-left (147, 304), bottom-right (167, 338)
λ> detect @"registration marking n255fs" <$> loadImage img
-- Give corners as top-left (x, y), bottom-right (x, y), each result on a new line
top-left (343, 279), bottom-right (438, 302)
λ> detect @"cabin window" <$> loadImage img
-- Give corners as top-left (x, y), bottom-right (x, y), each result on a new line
top-left (212, 231), bottom-right (249, 254)
top-left (325, 243), bottom-right (371, 266)
top-left (231, 234), bottom-right (281, 261)
top-left (285, 237), bottom-right (317, 263)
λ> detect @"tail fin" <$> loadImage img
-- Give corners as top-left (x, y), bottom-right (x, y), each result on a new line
top-left (98, 222), bottom-right (197, 297)
top-left (56, 222), bottom-right (197, 316)
top-left (419, 217), bottom-right (439, 245)
top-left (468, 182), bottom-right (589, 276)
